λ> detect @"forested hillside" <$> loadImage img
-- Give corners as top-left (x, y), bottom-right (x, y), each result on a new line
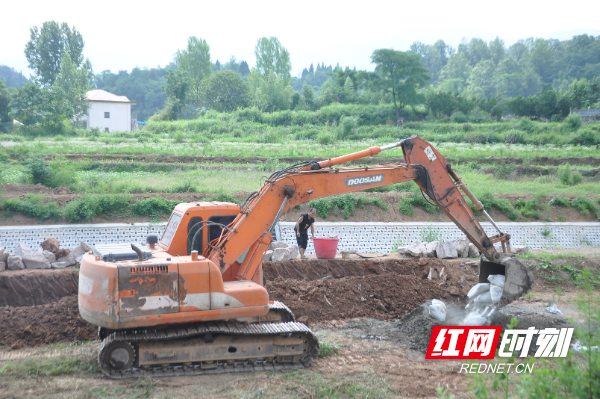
top-left (0, 65), bottom-right (28, 88)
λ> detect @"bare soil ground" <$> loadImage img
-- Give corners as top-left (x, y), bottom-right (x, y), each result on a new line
top-left (0, 253), bottom-right (597, 398)
top-left (2, 185), bottom-right (598, 225)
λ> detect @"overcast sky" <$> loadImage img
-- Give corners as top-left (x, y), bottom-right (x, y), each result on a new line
top-left (2, 0), bottom-right (599, 78)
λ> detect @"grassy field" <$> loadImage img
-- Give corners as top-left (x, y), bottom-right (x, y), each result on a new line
top-left (1, 117), bottom-right (599, 223)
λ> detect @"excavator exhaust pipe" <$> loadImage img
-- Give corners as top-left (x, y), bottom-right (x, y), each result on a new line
top-left (479, 256), bottom-right (535, 307)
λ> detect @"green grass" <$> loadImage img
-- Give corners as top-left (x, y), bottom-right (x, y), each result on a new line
top-left (308, 193), bottom-right (388, 219)
top-left (0, 355), bottom-right (99, 379)
top-left (318, 341), bottom-right (339, 358)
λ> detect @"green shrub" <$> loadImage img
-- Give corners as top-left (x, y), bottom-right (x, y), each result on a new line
top-left (132, 196), bottom-right (179, 219)
top-left (570, 129), bottom-right (600, 146)
top-left (340, 116), bottom-right (359, 138)
top-left (1, 194), bottom-right (60, 220)
top-left (63, 194), bottom-right (131, 222)
top-left (308, 194), bottom-right (387, 219)
top-left (571, 196), bottom-right (598, 216)
top-left (558, 163), bottom-right (583, 186)
top-left (480, 193), bottom-right (519, 221)
top-left (316, 131), bottom-right (336, 145)
top-left (494, 163), bottom-right (515, 180)
top-left (173, 131), bottom-right (186, 143)
top-left (449, 111), bottom-right (467, 123)
top-left (549, 196), bottom-right (570, 207)
top-left (514, 196), bottom-right (543, 219)
top-left (23, 157), bottom-right (53, 186)
top-left (564, 114), bottom-right (582, 130)
top-left (397, 187), bottom-right (438, 215)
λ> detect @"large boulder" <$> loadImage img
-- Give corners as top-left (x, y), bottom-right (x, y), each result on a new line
top-left (512, 245), bottom-right (529, 255)
top-left (51, 262), bottom-right (67, 269)
top-left (40, 238), bottom-right (60, 254)
top-left (0, 247), bottom-right (4, 259)
top-left (407, 242), bottom-right (427, 257)
top-left (286, 245), bottom-right (299, 260)
top-left (42, 250), bottom-right (56, 264)
top-left (57, 252), bottom-right (77, 267)
top-left (452, 239), bottom-right (470, 258)
top-left (263, 250), bottom-right (274, 262)
top-left (468, 243), bottom-right (480, 258)
top-left (1, 250), bottom-right (9, 263)
top-left (436, 241), bottom-right (458, 259)
top-left (272, 248), bottom-right (289, 262)
top-left (270, 241), bottom-right (288, 251)
top-left (22, 249), bottom-right (51, 269)
top-left (425, 241), bottom-right (439, 258)
top-left (0, 261), bottom-right (5, 272)
top-left (7, 255), bottom-right (25, 270)
top-left (14, 243), bottom-right (31, 258)
top-left (59, 241), bottom-right (91, 266)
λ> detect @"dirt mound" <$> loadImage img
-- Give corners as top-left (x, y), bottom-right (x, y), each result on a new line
top-left (0, 269), bottom-right (79, 307)
top-left (0, 296), bottom-right (97, 349)
top-left (263, 257), bottom-right (446, 281)
top-left (267, 274), bottom-right (453, 324)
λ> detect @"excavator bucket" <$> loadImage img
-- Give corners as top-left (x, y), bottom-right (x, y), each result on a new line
top-left (479, 256), bottom-right (535, 307)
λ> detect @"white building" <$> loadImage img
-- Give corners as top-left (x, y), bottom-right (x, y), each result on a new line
top-left (82, 90), bottom-right (138, 132)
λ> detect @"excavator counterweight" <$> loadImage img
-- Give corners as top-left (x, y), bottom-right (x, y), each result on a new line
top-left (79, 135), bottom-right (532, 378)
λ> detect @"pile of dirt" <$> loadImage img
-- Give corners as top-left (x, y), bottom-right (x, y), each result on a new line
top-left (0, 296), bottom-right (97, 349)
top-left (267, 274), bottom-right (453, 324)
top-left (0, 257), bottom-right (477, 348)
top-left (0, 269), bottom-right (79, 307)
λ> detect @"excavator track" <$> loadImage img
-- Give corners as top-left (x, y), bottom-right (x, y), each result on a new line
top-left (99, 302), bottom-right (318, 379)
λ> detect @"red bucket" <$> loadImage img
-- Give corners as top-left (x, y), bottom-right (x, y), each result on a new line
top-left (313, 237), bottom-right (339, 259)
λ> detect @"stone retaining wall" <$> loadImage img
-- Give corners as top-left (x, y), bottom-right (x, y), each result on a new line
top-left (1, 222), bottom-right (599, 254)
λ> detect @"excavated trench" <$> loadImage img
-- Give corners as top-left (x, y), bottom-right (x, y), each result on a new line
top-left (0, 257), bottom-right (479, 349)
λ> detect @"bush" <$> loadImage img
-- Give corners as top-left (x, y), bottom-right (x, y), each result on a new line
top-left (397, 187), bottom-right (438, 216)
top-left (480, 193), bottom-right (519, 221)
top-left (0, 194), bottom-right (60, 220)
top-left (564, 114), bottom-right (582, 130)
top-left (571, 196), bottom-right (598, 216)
top-left (558, 163), bottom-right (583, 186)
top-left (308, 194), bottom-right (387, 219)
top-left (451, 111), bottom-right (468, 123)
top-left (63, 194), bottom-right (131, 222)
top-left (23, 157), bottom-right (53, 186)
top-left (570, 129), bottom-right (600, 146)
top-left (549, 196), bottom-right (570, 207)
top-left (494, 164), bottom-right (515, 180)
top-left (316, 131), bottom-right (336, 145)
top-left (467, 106), bottom-right (492, 123)
top-left (132, 196), bottom-right (179, 219)
top-left (340, 116), bottom-right (359, 138)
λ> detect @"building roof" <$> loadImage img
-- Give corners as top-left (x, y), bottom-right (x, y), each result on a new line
top-left (84, 89), bottom-right (138, 104)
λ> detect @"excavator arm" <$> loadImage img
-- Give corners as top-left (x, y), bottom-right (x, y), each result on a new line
top-left (206, 136), bottom-right (533, 306)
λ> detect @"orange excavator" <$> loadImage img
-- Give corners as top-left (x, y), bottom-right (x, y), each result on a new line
top-left (78, 136), bottom-right (533, 378)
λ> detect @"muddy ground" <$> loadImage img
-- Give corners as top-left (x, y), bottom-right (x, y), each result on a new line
top-left (2, 184), bottom-right (598, 226)
top-left (0, 254), bottom-right (598, 398)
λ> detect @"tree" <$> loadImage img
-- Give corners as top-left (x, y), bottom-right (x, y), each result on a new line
top-left (302, 84), bottom-right (315, 109)
top-left (369, 49), bottom-right (430, 125)
top-left (24, 21), bottom-right (85, 86)
top-left (201, 71), bottom-right (251, 112)
top-left (248, 70), bottom-right (293, 112)
top-left (239, 61), bottom-right (250, 77)
top-left (467, 60), bottom-right (496, 97)
top-left (439, 53), bottom-right (472, 93)
top-left (488, 37), bottom-right (506, 66)
top-left (342, 76), bottom-right (356, 103)
top-left (12, 81), bottom-right (49, 126)
top-left (50, 53), bottom-right (93, 126)
top-left (254, 37), bottom-right (292, 83)
top-left (176, 37), bottom-right (212, 108)
top-left (163, 67), bottom-right (191, 119)
top-left (0, 78), bottom-right (10, 124)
